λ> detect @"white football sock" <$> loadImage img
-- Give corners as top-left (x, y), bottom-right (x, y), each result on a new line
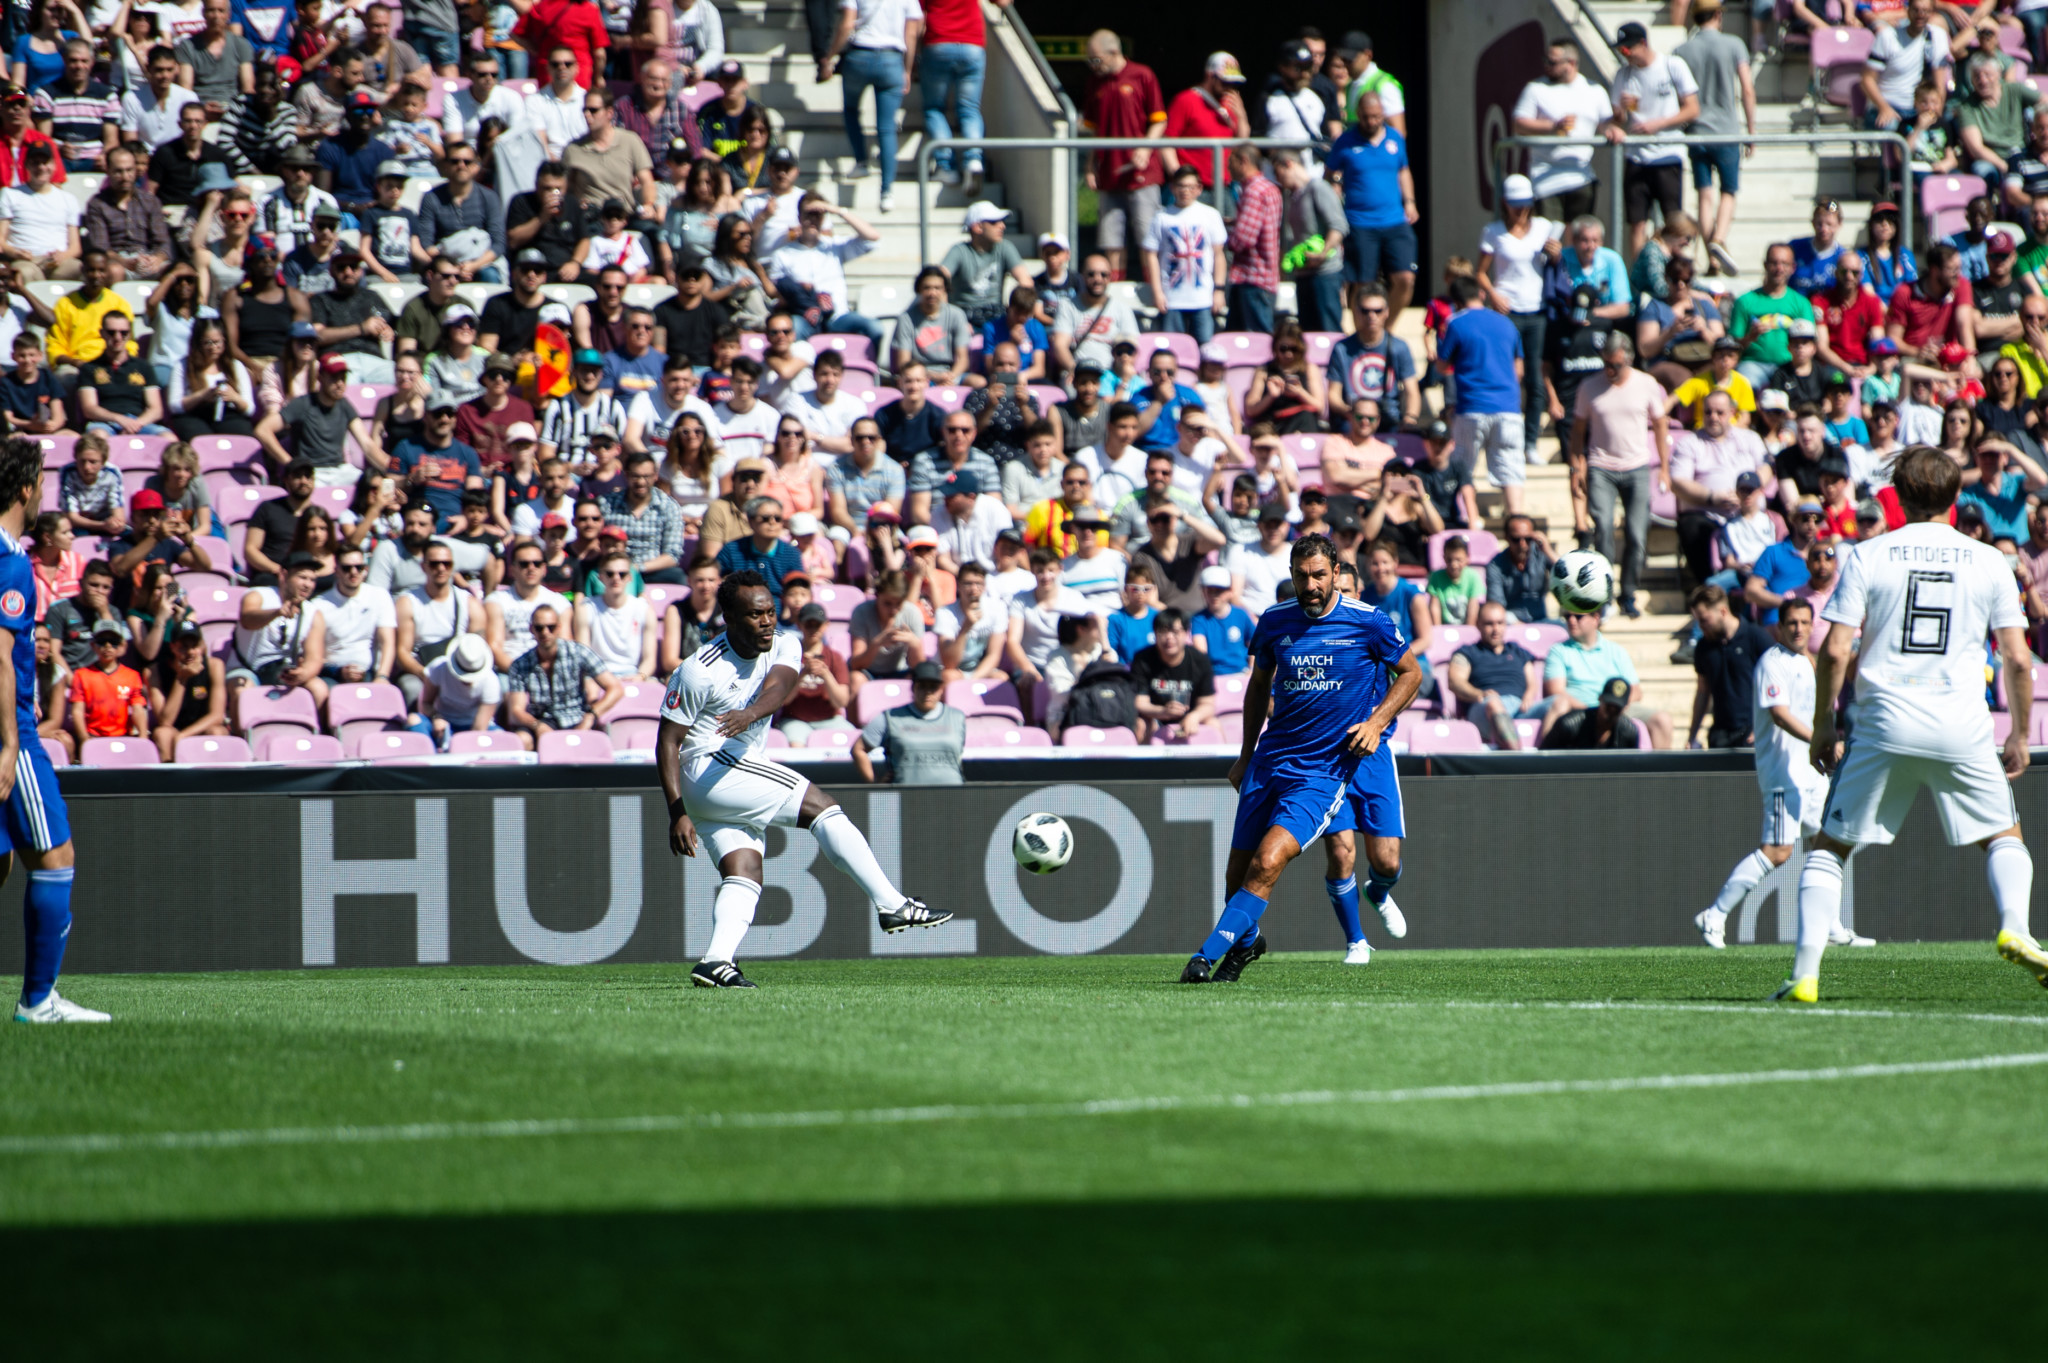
top-left (1710, 850), bottom-right (1774, 918)
top-left (1986, 836), bottom-right (2034, 938)
top-left (1793, 848), bottom-right (1843, 982)
top-left (704, 875), bottom-right (761, 963)
top-left (810, 806), bottom-right (908, 912)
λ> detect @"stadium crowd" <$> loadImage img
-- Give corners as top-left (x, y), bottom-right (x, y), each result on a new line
top-left (9, 0), bottom-right (2043, 773)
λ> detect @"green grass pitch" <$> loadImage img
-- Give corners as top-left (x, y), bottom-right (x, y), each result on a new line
top-left (7, 943), bottom-right (2048, 1358)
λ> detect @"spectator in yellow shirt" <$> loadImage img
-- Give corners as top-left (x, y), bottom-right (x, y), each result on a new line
top-left (44, 248), bottom-right (133, 371)
top-left (1667, 336), bottom-right (1756, 429)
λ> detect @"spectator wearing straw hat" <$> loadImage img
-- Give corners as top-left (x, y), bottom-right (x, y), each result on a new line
top-left (418, 631), bottom-right (511, 747)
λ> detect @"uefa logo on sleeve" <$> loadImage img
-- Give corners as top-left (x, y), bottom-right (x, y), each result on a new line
top-left (0, 590), bottom-right (24, 618)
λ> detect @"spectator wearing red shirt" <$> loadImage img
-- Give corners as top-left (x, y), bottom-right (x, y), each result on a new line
top-left (1162, 52), bottom-right (1249, 191)
top-left (1886, 241), bottom-right (1978, 364)
top-left (0, 85), bottom-right (64, 189)
top-left (1083, 29), bottom-right (1165, 280)
top-left (1223, 143), bottom-right (1280, 335)
top-left (514, 0), bottom-right (610, 88)
top-left (1815, 248), bottom-right (1883, 375)
top-left (919, 0), bottom-right (1001, 187)
top-left (67, 617), bottom-right (146, 746)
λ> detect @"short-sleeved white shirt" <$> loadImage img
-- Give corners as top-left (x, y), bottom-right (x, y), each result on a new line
top-left (660, 628), bottom-right (801, 761)
top-left (311, 583), bottom-right (396, 672)
top-left (1510, 76), bottom-right (1613, 194)
top-left (0, 186), bottom-right (80, 260)
top-left (1824, 522), bottom-right (2025, 757)
top-left (715, 399), bottom-right (782, 464)
top-left (424, 654), bottom-right (503, 726)
top-left (1140, 201), bottom-right (1228, 311)
top-left (1009, 585), bottom-right (1092, 670)
top-left (1610, 55), bottom-right (1699, 165)
top-left (1478, 218), bottom-right (1558, 315)
top-left (1752, 643), bottom-right (1824, 798)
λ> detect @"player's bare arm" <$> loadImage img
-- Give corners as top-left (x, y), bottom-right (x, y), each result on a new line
top-left (1998, 623), bottom-right (2032, 780)
top-left (1227, 664), bottom-right (1274, 790)
top-left (1808, 618), bottom-right (1854, 776)
top-left (1768, 704), bottom-right (1813, 744)
top-left (655, 715), bottom-right (697, 856)
top-left (1345, 649), bottom-right (1425, 756)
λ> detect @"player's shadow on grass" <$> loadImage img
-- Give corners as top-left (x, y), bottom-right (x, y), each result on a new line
top-left (22, 1190), bottom-right (2045, 1359)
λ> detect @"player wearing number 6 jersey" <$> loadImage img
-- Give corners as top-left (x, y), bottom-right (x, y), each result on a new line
top-left (1776, 447), bottom-right (2048, 1003)
top-left (656, 570), bottom-right (952, 989)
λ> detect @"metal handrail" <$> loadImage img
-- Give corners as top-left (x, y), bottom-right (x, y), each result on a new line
top-left (916, 136), bottom-right (1322, 267)
top-left (1494, 132), bottom-right (1914, 264)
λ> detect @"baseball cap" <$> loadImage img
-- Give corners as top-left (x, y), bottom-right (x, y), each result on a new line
top-left (666, 136), bottom-right (693, 161)
top-left (317, 354), bottom-right (350, 376)
top-left (1197, 340), bottom-right (1231, 366)
top-left (91, 618), bottom-right (129, 641)
top-left (1817, 453), bottom-right (1852, 479)
top-left (1940, 340), bottom-right (1972, 368)
top-left (1037, 231), bottom-right (1070, 252)
top-left (572, 348), bottom-right (605, 368)
top-left (1614, 21), bottom-right (1650, 47)
top-left (1328, 509), bottom-right (1362, 532)
top-left (426, 392), bottom-right (461, 413)
top-left (1758, 389), bottom-right (1792, 411)
top-left (1712, 335), bottom-right (1743, 353)
top-left (1823, 369), bottom-right (1852, 391)
top-left (964, 201), bottom-right (1008, 228)
top-left (731, 457), bottom-right (770, 477)
top-left (1735, 470), bottom-right (1762, 493)
top-left (514, 247), bottom-right (550, 268)
top-left (798, 601), bottom-right (829, 626)
top-left (1785, 318), bottom-right (1817, 340)
top-left (589, 424), bottom-right (621, 444)
top-left (1598, 676), bottom-right (1631, 707)
top-left (712, 58), bottom-right (744, 80)
top-left (767, 146), bottom-right (799, 169)
top-left (1869, 336), bottom-right (1900, 356)
top-left (940, 468), bottom-right (980, 497)
top-left (171, 620), bottom-right (204, 643)
top-left (537, 302), bottom-right (573, 327)
top-left (273, 55), bottom-right (302, 85)
top-left (440, 303), bottom-right (478, 326)
top-left (1990, 230), bottom-right (2018, 255)
top-left (909, 659), bottom-right (944, 685)
top-left (788, 512), bottom-right (820, 536)
top-left (1795, 498), bottom-right (1825, 516)
top-left (1343, 30), bottom-right (1373, 52)
top-left (540, 512), bottom-right (569, 531)
top-left (1424, 418), bottom-right (1452, 441)
top-left (1205, 51), bottom-right (1245, 83)
top-left (1199, 565), bottom-right (1232, 589)
top-left (600, 197), bottom-right (630, 219)
top-left (865, 504), bottom-right (901, 525)
top-left (1068, 513), bottom-right (1112, 530)
top-left (484, 353), bottom-right (519, 377)
top-left (781, 568), bottom-right (812, 587)
top-left (1502, 174), bottom-right (1535, 205)
top-left (599, 525), bottom-right (628, 541)
top-left (1280, 39), bottom-right (1313, 66)
top-left (347, 89), bottom-right (377, 112)
top-left (282, 551), bottom-right (323, 573)
top-left (994, 526), bottom-right (1025, 545)
top-left (331, 248), bottom-right (364, 267)
top-left (1257, 501), bottom-right (1290, 523)
top-left (311, 203), bottom-right (342, 222)
top-left (281, 144), bottom-right (318, 167)
top-left (903, 525), bottom-right (941, 547)
top-left (376, 159), bottom-right (409, 181)
top-left (130, 489), bottom-right (164, 511)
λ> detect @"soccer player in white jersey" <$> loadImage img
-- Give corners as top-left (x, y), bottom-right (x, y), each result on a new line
top-left (1694, 599), bottom-right (1872, 950)
top-left (656, 569), bottom-right (952, 988)
top-left (1777, 447), bottom-right (2048, 1002)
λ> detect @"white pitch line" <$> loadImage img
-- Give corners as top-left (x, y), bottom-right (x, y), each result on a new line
top-left (4, 1050), bottom-right (2046, 1158)
top-left (1236, 998), bottom-right (2048, 1026)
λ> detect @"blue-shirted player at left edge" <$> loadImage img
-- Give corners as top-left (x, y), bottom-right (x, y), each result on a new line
top-left (1182, 532), bottom-right (1423, 983)
top-left (0, 437), bottom-right (105, 1022)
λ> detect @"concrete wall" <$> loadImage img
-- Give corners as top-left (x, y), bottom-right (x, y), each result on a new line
top-left (1426, 0), bottom-right (1619, 287)
top-left (979, 1), bottom-right (1073, 244)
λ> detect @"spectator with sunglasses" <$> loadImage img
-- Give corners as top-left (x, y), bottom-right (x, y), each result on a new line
top-left (714, 493), bottom-right (803, 598)
top-left (505, 603), bottom-right (623, 736)
top-left (1743, 498), bottom-right (1824, 622)
top-left (419, 136), bottom-right (507, 282)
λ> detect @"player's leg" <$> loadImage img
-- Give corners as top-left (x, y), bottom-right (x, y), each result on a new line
top-left (1777, 746), bottom-right (1906, 1002)
top-left (1698, 788), bottom-right (1794, 949)
top-left (795, 782), bottom-right (953, 932)
top-left (10, 740), bottom-right (101, 1021)
top-left (1933, 752), bottom-right (2048, 985)
top-left (1197, 822), bottom-right (1300, 981)
top-left (1354, 748), bottom-right (1408, 940)
top-left (1321, 830), bottom-right (1370, 962)
top-left (693, 837), bottom-right (765, 989)
top-left (1189, 775), bottom-right (1335, 981)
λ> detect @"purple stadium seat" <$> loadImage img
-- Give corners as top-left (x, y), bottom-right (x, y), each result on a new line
top-left (963, 713), bottom-right (1021, 746)
top-left (608, 716), bottom-right (659, 750)
top-left (1507, 622), bottom-right (1567, 658)
top-left (1512, 717), bottom-right (1543, 749)
top-left (215, 480), bottom-right (287, 525)
top-left (81, 737), bottom-right (159, 767)
top-left (358, 731), bottom-right (436, 763)
top-left (35, 434), bottom-right (76, 464)
top-left (1302, 332), bottom-right (1342, 370)
top-left (175, 735), bottom-right (252, 764)
top-left (1212, 672), bottom-right (1250, 716)
top-left (855, 678), bottom-right (915, 726)
top-left (191, 535), bottom-right (234, 573)
top-left (739, 332), bottom-right (768, 361)
top-left (238, 686), bottom-right (320, 753)
top-left (1920, 173), bottom-right (1987, 219)
top-left (1132, 333), bottom-right (1199, 369)
top-left (346, 385), bottom-right (394, 419)
top-left (1428, 529), bottom-right (1501, 570)
top-left (1994, 662), bottom-right (2042, 711)
top-left (927, 384), bottom-right (969, 412)
top-left (970, 723), bottom-right (1053, 750)
top-left (1216, 711), bottom-right (1244, 744)
top-left (1282, 433), bottom-right (1325, 469)
top-left (609, 679), bottom-right (664, 720)
top-left (1225, 365), bottom-right (1259, 412)
top-left (189, 435), bottom-right (264, 472)
top-left (1028, 384), bottom-right (1065, 413)
top-left (260, 731), bottom-right (344, 763)
top-left (801, 727), bottom-right (856, 757)
top-left (538, 729), bottom-right (614, 763)
top-left (39, 471), bottom-right (57, 512)
top-left (328, 681), bottom-right (407, 751)
top-left (105, 435), bottom-right (166, 470)
top-left (685, 79), bottom-right (720, 111)
top-left (1995, 711), bottom-right (2016, 746)
top-left (764, 727), bottom-right (791, 747)
top-left (811, 333), bottom-right (874, 367)
top-left (946, 678), bottom-right (1026, 723)
top-left (861, 386), bottom-right (902, 415)
top-left (1214, 331), bottom-right (1273, 367)
top-left (1404, 719), bottom-right (1485, 753)
top-left (201, 620), bottom-right (234, 656)
top-left (1811, 27), bottom-right (1874, 106)
top-left (307, 485), bottom-right (352, 516)
top-left (2033, 711), bottom-right (2048, 747)
top-left (813, 582), bottom-right (862, 621)
top-left (186, 584), bottom-right (242, 624)
top-left (635, 582), bottom-right (682, 620)
top-left (824, 623), bottom-right (851, 657)
top-left (1151, 723), bottom-right (1225, 745)
top-left (172, 569), bottom-right (231, 597)
top-left (449, 730), bottom-right (524, 759)
top-left (40, 737), bottom-right (69, 766)
top-left (1060, 725), bottom-right (1137, 747)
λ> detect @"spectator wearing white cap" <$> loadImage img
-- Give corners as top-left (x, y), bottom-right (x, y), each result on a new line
top-left (1162, 52), bottom-right (1250, 194)
top-left (941, 202), bottom-right (1033, 329)
top-left (416, 632), bottom-right (513, 747)
top-left (1477, 173), bottom-right (1558, 455)
top-left (574, 548), bottom-right (658, 679)
top-left (1189, 563), bottom-right (1253, 673)
top-left (425, 303), bottom-right (489, 405)
top-left (1512, 38), bottom-right (1612, 224)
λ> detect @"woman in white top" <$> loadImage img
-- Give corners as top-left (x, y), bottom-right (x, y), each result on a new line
top-left (661, 411), bottom-right (723, 527)
top-left (1475, 174), bottom-right (1558, 452)
top-left (146, 262), bottom-right (217, 380)
top-left (166, 317), bottom-right (255, 440)
top-left (574, 550), bottom-right (659, 678)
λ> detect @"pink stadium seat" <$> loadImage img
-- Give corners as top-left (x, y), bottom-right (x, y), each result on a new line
top-left (260, 732), bottom-right (343, 763)
top-left (538, 729), bottom-right (614, 763)
top-left (172, 569), bottom-right (231, 597)
top-left (1403, 719), bottom-right (1485, 753)
top-left (638, 582), bottom-right (685, 619)
top-left (926, 384), bottom-right (969, 412)
top-left (811, 333), bottom-right (874, 367)
top-left (855, 678), bottom-right (915, 726)
top-left (1225, 365), bottom-right (1259, 412)
top-left (1214, 331), bottom-right (1273, 367)
top-left (824, 623), bottom-right (851, 657)
top-left (40, 737), bottom-right (68, 766)
top-left (201, 620), bottom-right (235, 656)
top-left (607, 716), bottom-right (659, 750)
top-left (1151, 723), bottom-right (1225, 745)
top-left (35, 434), bottom-right (76, 463)
top-left (307, 485), bottom-right (352, 516)
top-left (1428, 530), bottom-right (1501, 570)
top-left (1512, 717), bottom-right (1543, 749)
top-left (186, 584), bottom-right (242, 624)
top-left (192, 435), bottom-right (266, 473)
top-left (1216, 711), bottom-right (1243, 744)
top-left (106, 435), bottom-right (168, 470)
top-left (1028, 384), bottom-right (1066, 414)
top-left (814, 582), bottom-right (862, 621)
top-left (1132, 333), bottom-right (1199, 370)
top-left (215, 480), bottom-right (287, 524)
top-left (175, 735), bottom-right (252, 764)
top-left (861, 386), bottom-right (902, 415)
top-left (1507, 622), bottom-right (1567, 658)
top-left (71, 534), bottom-right (103, 561)
top-left (81, 737), bottom-right (159, 767)
top-left (503, 78), bottom-right (540, 98)
top-left (685, 79), bottom-right (721, 111)
top-left (1212, 672), bottom-right (1250, 716)
top-left (1810, 26), bottom-right (1875, 106)
top-left (38, 471), bottom-right (57, 512)
top-left (739, 332), bottom-right (768, 360)
top-left (328, 682), bottom-right (408, 751)
top-left (1994, 711), bottom-right (2016, 745)
top-left (609, 679), bottom-right (664, 720)
top-left (1060, 725), bottom-right (1137, 747)
top-left (1920, 173), bottom-right (1987, 219)
top-left (449, 730), bottom-right (524, 759)
top-left (1993, 662), bottom-right (2042, 711)
top-left (356, 731), bottom-right (435, 763)
top-left (239, 687), bottom-right (320, 753)
top-left (970, 723), bottom-right (1052, 750)
top-left (800, 727), bottom-right (856, 757)
top-left (1302, 332), bottom-right (1342, 370)
top-left (946, 678), bottom-right (1026, 724)
top-left (346, 385), bottom-right (395, 419)
top-left (963, 713), bottom-right (1020, 746)
top-left (764, 727), bottom-right (791, 747)
top-left (1282, 433), bottom-right (1325, 468)
top-left (191, 535), bottom-right (234, 573)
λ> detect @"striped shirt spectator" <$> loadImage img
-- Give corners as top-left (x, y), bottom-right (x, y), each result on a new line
top-left (907, 446), bottom-right (1002, 498)
top-left (217, 92), bottom-right (300, 177)
top-left (33, 77), bottom-right (120, 171)
top-left (540, 392), bottom-right (628, 464)
top-left (508, 637), bottom-right (613, 728)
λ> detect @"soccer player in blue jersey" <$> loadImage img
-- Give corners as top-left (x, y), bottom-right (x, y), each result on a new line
top-left (0, 437), bottom-right (105, 1023)
top-left (1182, 532), bottom-right (1423, 983)
top-left (1322, 559), bottom-right (1410, 966)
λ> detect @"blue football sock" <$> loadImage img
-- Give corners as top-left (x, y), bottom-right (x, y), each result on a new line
top-left (1198, 889), bottom-right (1269, 961)
top-left (22, 867), bottom-right (74, 1008)
top-left (1326, 876), bottom-right (1364, 945)
top-left (1364, 864), bottom-right (1401, 906)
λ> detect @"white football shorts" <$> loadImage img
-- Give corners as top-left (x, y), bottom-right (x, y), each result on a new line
top-left (681, 751), bottom-right (811, 861)
top-left (1758, 776), bottom-right (1828, 847)
top-left (1820, 743), bottom-right (2019, 848)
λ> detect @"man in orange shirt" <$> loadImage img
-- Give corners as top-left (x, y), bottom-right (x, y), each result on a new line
top-left (67, 617), bottom-right (146, 749)
top-left (1083, 29), bottom-right (1166, 280)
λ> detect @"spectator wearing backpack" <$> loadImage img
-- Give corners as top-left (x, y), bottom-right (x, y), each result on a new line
top-left (1129, 606), bottom-right (1216, 742)
top-left (1042, 611), bottom-right (1118, 737)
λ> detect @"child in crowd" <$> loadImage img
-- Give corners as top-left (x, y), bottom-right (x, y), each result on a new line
top-left (59, 432), bottom-right (125, 539)
top-left (789, 510), bottom-right (837, 581)
top-left (0, 331), bottom-right (62, 433)
top-left (1427, 534), bottom-right (1486, 626)
top-left (380, 83), bottom-right (445, 177)
top-left (1191, 341), bottom-right (1241, 434)
top-left (1821, 375), bottom-right (1869, 448)
top-left (698, 325), bottom-right (743, 406)
top-left (1860, 336), bottom-right (1903, 408)
top-left (1100, 339), bottom-right (1142, 401)
top-left (1896, 372), bottom-right (1944, 445)
top-left (584, 199), bottom-right (656, 281)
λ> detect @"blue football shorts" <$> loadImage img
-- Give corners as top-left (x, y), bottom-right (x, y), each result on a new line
top-left (1231, 767), bottom-right (1351, 853)
top-left (1325, 741), bottom-right (1405, 840)
top-left (0, 740), bottom-right (70, 856)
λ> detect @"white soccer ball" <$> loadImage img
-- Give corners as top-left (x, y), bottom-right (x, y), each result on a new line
top-left (1550, 549), bottom-right (1614, 615)
top-left (1012, 812), bottom-right (1074, 875)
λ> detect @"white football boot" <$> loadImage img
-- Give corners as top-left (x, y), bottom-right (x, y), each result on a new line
top-left (1375, 897), bottom-right (1408, 939)
top-left (14, 990), bottom-right (110, 1023)
top-left (1343, 939), bottom-right (1374, 966)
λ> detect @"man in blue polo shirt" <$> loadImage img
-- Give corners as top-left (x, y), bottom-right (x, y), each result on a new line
top-left (1742, 499), bottom-right (1819, 623)
top-left (317, 91), bottom-right (396, 217)
top-left (1437, 274), bottom-right (1528, 516)
top-left (1325, 90), bottom-right (1419, 326)
top-left (1129, 349), bottom-right (1204, 452)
